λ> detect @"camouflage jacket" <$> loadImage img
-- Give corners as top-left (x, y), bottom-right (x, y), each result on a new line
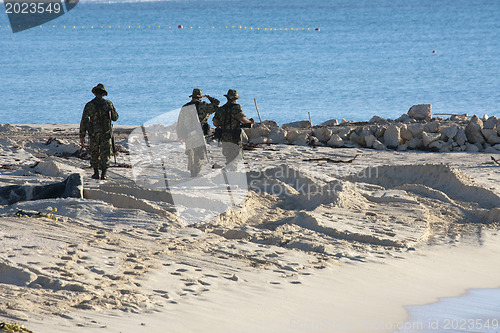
top-left (213, 102), bottom-right (246, 142)
top-left (183, 97), bottom-right (220, 125)
top-left (80, 97), bottom-right (118, 139)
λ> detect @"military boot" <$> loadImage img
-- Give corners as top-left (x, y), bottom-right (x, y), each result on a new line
top-left (100, 168), bottom-right (107, 180)
top-left (91, 168), bottom-right (100, 179)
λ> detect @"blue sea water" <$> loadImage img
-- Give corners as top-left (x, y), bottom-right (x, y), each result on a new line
top-left (0, 0), bottom-right (499, 125)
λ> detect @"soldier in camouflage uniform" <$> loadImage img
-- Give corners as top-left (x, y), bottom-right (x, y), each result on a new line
top-left (177, 88), bottom-right (219, 177)
top-left (213, 89), bottom-right (254, 170)
top-left (80, 84), bottom-right (119, 180)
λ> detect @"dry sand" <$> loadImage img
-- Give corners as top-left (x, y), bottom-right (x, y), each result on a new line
top-left (0, 124), bottom-right (499, 332)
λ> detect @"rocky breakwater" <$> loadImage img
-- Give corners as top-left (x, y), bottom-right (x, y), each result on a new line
top-left (242, 104), bottom-right (500, 154)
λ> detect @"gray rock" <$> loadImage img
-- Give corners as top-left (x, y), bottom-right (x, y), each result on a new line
top-left (428, 140), bottom-right (449, 152)
top-left (422, 132), bottom-right (441, 147)
top-left (408, 104), bottom-right (432, 121)
top-left (261, 120), bottom-right (279, 128)
top-left (397, 144), bottom-right (408, 151)
top-left (319, 119), bottom-right (339, 126)
top-left (268, 128), bottom-right (287, 144)
top-left (340, 119), bottom-right (353, 124)
top-left (483, 116), bottom-right (498, 129)
top-left (369, 116), bottom-right (386, 124)
top-left (423, 120), bottom-right (441, 133)
top-left (312, 127), bottom-right (333, 142)
top-left (484, 146), bottom-right (500, 154)
top-left (481, 129), bottom-right (500, 144)
top-left (241, 130), bottom-right (249, 143)
top-left (372, 140), bottom-right (386, 150)
top-left (364, 134), bottom-right (377, 148)
top-left (350, 132), bottom-right (366, 146)
top-left (407, 123), bottom-right (425, 138)
top-left (249, 137), bottom-right (269, 145)
top-left (442, 125), bottom-right (459, 140)
top-left (326, 134), bottom-right (344, 148)
top-left (337, 127), bottom-right (352, 140)
top-left (308, 136), bottom-right (320, 146)
top-left (282, 120), bottom-right (311, 129)
top-left (291, 140), bottom-right (309, 146)
top-left (374, 126), bottom-right (386, 138)
top-left (497, 120), bottom-right (500, 135)
top-left (383, 125), bottom-right (401, 148)
top-left (395, 114), bottom-right (413, 123)
top-left (470, 114), bottom-right (484, 127)
top-left (454, 129), bottom-right (468, 146)
top-left (408, 137), bottom-right (423, 149)
top-left (465, 144), bottom-right (480, 152)
top-left (493, 144), bottom-right (500, 150)
top-left (465, 121), bottom-right (485, 144)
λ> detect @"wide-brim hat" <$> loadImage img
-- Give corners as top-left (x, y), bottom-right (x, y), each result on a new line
top-left (92, 83), bottom-right (107, 96)
top-left (189, 88), bottom-right (203, 98)
top-left (224, 89), bottom-right (239, 100)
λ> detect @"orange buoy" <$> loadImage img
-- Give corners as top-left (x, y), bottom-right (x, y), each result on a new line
top-left (315, 28), bottom-right (320, 31)
top-left (178, 25), bottom-right (183, 29)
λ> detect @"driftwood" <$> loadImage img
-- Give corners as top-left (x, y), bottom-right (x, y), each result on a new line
top-left (303, 154), bottom-right (359, 164)
top-left (492, 156), bottom-right (500, 166)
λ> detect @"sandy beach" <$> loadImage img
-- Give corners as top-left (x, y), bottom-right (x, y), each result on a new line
top-left (1, 121), bottom-right (499, 333)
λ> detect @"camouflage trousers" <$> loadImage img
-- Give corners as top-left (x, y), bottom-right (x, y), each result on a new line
top-left (89, 133), bottom-right (113, 170)
top-left (186, 146), bottom-right (206, 177)
top-left (221, 140), bottom-right (242, 170)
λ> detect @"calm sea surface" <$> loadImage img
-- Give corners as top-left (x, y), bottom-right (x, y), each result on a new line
top-left (0, 0), bottom-right (499, 125)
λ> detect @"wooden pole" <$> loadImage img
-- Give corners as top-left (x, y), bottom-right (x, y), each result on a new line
top-left (254, 99), bottom-right (263, 123)
top-left (308, 112), bottom-right (312, 126)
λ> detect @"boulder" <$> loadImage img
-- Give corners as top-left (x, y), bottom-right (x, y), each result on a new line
top-left (493, 144), bottom-right (500, 151)
top-left (341, 119), bottom-right (354, 124)
top-left (349, 132), bottom-right (365, 146)
top-left (267, 128), bottom-right (287, 144)
top-left (372, 140), bottom-right (386, 150)
top-left (312, 127), bottom-right (333, 142)
top-left (369, 116), bottom-right (386, 124)
top-left (423, 120), bottom-right (440, 133)
top-left (241, 130), bottom-right (249, 143)
top-left (261, 120), bottom-right (279, 128)
top-left (497, 120), bottom-right (500, 135)
top-left (397, 144), bottom-right (408, 151)
top-left (308, 136), bottom-right (320, 146)
top-left (383, 125), bottom-right (401, 148)
top-left (244, 124), bottom-right (270, 140)
top-left (282, 120), bottom-right (311, 129)
top-left (408, 104), bottom-right (432, 121)
top-left (249, 137), bottom-right (269, 145)
top-left (481, 129), bottom-right (500, 145)
top-left (319, 119), bottom-right (339, 127)
top-left (364, 134), bottom-right (377, 148)
top-left (484, 146), bottom-right (500, 154)
top-left (422, 132), bottom-right (441, 147)
top-left (441, 125), bottom-right (458, 140)
top-left (483, 116), bottom-right (498, 129)
top-left (337, 127), bottom-right (352, 140)
top-left (450, 114), bottom-right (469, 121)
top-left (465, 120), bottom-right (485, 144)
top-left (407, 123), bottom-right (424, 138)
top-left (395, 114), bottom-right (413, 123)
top-left (465, 144), bottom-right (480, 152)
top-left (428, 140), bottom-right (450, 152)
top-left (400, 125), bottom-right (413, 142)
top-left (374, 126), bottom-right (386, 138)
top-left (408, 138), bottom-right (424, 149)
top-left (286, 129), bottom-right (309, 143)
top-left (454, 129), bottom-right (468, 146)
top-left (326, 134), bottom-right (344, 148)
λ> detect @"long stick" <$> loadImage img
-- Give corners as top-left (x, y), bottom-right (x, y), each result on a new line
top-left (254, 99), bottom-right (263, 123)
top-left (308, 112), bottom-right (312, 126)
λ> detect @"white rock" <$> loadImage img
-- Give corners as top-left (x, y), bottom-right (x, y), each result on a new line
top-left (454, 129), bottom-right (468, 146)
top-left (422, 132), bottom-right (441, 147)
top-left (482, 114), bottom-right (489, 121)
top-left (319, 119), bottom-right (339, 126)
top-left (249, 137), bottom-right (269, 145)
top-left (400, 125), bottom-right (413, 142)
top-left (340, 119), bottom-right (353, 124)
top-left (408, 104), bottom-right (432, 121)
top-left (267, 128), bottom-right (287, 144)
top-left (282, 120), bottom-right (311, 129)
top-left (244, 124), bottom-right (270, 140)
top-left (286, 129), bottom-right (309, 143)
top-left (383, 125), bottom-right (401, 148)
top-left (326, 134), bottom-right (344, 147)
top-left (241, 130), bottom-right (249, 143)
top-left (312, 127), bottom-right (333, 142)
top-left (34, 158), bottom-right (83, 178)
top-left (442, 125), bottom-right (459, 140)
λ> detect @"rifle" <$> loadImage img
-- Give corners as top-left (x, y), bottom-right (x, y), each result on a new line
top-left (109, 109), bottom-right (117, 164)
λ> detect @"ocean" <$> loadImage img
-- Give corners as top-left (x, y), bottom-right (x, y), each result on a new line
top-left (0, 0), bottom-right (499, 125)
